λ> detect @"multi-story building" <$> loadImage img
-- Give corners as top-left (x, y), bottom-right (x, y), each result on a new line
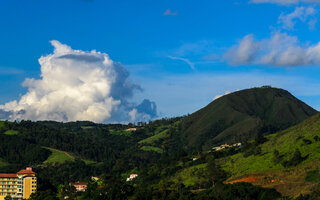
top-left (0, 167), bottom-right (37, 200)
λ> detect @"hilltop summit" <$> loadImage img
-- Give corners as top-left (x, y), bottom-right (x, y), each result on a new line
top-left (181, 87), bottom-right (318, 150)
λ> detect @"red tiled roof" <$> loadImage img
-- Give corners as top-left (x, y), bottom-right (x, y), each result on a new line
top-left (70, 182), bottom-right (87, 186)
top-left (0, 174), bottom-right (17, 178)
top-left (17, 169), bottom-right (35, 175)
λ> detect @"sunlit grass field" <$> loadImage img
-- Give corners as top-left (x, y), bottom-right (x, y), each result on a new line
top-left (43, 147), bottom-right (75, 164)
top-left (221, 114), bottom-right (320, 176)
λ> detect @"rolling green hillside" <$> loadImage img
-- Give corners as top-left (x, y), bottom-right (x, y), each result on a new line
top-left (181, 87), bottom-right (317, 150)
top-left (222, 113), bottom-right (320, 175)
top-left (218, 113), bottom-right (320, 197)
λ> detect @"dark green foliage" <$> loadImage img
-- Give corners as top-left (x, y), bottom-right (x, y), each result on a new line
top-left (206, 156), bottom-right (227, 186)
top-left (36, 160), bottom-right (94, 188)
top-left (0, 120), bottom-right (151, 166)
top-left (29, 189), bottom-right (59, 200)
top-left (283, 149), bottom-right (307, 167)
top-left (273, 150), bottom-right (284, 164)
top-left (242, 136), bottom-right (267, 157)
top-left (255, 135), bottom-right (268, 145)
top-left (305, 169), bottom-right (320, 183)
top-left (132, 182), bottom-right (195, 200)
top-left (79, 176), bottom-right (134, 200)
top-left (314, 136), bottom-right (320, 141)
top-left (0, 133), bottom-right (51, 167)
top-left (180, 87), bottom-right (317, 150)
top-left (14, 120), bottom-right (138, 162)
top-left (58, 184), bottom-right (77, 199)
top-left (254, 146), bottom-right (262, 155)
top-left (296, 136), bottom-right (303, 141)
top-left (196, 183), bottom-right (282, 200)
top-left (128, 181), bottom-right (282, 200)
top-left (4, 196), bottom-right (12, 200)
top-left (241, 142), bottom-right (255, 157)
top-left (302, 139), bottom-right (312, 145)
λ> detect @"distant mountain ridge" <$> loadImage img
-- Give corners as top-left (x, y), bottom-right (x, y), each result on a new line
top-left (180, 87), bottom-right (318, 150)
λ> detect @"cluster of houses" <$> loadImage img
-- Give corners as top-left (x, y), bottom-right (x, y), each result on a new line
top-left (212, 143), bottom-right (242, 151)
top-left (69, 174), bottom-right (138, 193)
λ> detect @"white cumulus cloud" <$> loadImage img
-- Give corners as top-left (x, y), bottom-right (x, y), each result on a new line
top-left (223, 32), bottom-right (320, 66)
top-left (0, 41), bottom-right (157, 123)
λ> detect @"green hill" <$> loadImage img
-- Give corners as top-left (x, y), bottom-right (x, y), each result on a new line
top-left (218, 113), bottom-right (320, 197)
top-left (180, 87), bottom-right (317, 150)
top-left (222, 113), bottom-right (320, 175)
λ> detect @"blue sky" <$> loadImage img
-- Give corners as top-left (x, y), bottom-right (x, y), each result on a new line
top-left (1, 0), bottom-right (320, 121)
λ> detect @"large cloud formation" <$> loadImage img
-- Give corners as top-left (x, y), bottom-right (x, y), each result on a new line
top-left (0, 41), bottom-right (157, 123)
top-left (223, 32), bottom-right (320, 66)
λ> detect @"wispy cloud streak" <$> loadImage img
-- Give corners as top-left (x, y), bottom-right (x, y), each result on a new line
top-left (168, 56), bottom-right (196, 70)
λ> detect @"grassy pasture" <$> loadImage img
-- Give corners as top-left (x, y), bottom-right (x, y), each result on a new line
top-left (4, 130), bottom-right (19, 135)
top-left (141, 146), bottom-right (163, 153)
top-left (43, 147), bottom-right (75, 164)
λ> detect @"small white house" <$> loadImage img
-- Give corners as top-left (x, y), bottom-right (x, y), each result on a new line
top-left (126, 174), bottom-right (138, 182)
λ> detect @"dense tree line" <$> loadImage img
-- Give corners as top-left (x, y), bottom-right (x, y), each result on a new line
top-left (0, 133), bottom-right (50, 168)
top-left (29, 181), bottom-right (283, 200)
